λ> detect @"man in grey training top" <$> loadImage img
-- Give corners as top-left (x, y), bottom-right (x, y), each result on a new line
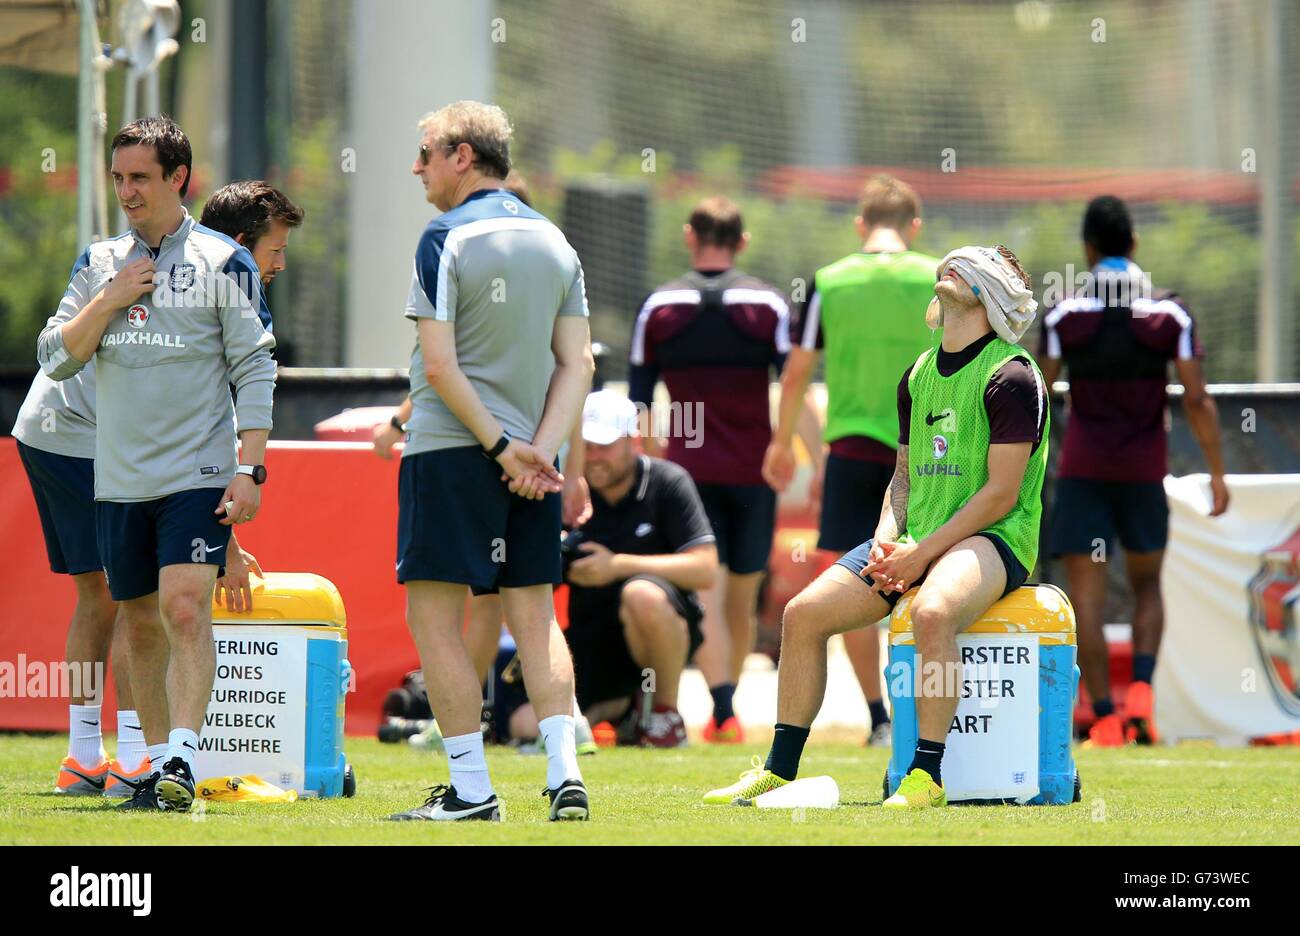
top-left (390, 101), bottom-right (594, 822)
top-left (38, 116), bottom-right (277, 813)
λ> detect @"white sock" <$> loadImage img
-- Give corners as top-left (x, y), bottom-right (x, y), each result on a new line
top-left (69, 703), bottom-right (105, 765)
top-left (538, 714), bottom-right (581, 790)
top-left (166, 728), bottom-right (199, 772)
top-left (443, 731), bottom-right (494, 804)
top-left (115, 710), bottom-right (148, 772)
top-left (147, 743), bottom-right (169, 775)
top-left (572, 697), bottom-right (583, 720)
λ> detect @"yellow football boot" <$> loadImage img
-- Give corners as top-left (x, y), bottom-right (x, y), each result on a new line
top-left (883, 768), bottom-right (946, 809)
top-left (702, 754), bottom-right (788, 805)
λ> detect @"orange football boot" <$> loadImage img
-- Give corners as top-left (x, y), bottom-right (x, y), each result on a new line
top-left (1124, 681), bottom-right (1159, 745)
top-left (1084, 713), bottom-right (1126, 748)
top-left (56, 756), bottom-right (110, 795)
top-left (702, 715), bottom-right (745, 744)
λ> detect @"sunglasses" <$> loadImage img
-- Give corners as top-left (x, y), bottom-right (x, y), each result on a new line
top-left (418, 141), bottom-right (461, 166)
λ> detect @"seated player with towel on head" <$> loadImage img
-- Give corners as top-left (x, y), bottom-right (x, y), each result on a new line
top-left (704, 244), bottom-right (1050, 809)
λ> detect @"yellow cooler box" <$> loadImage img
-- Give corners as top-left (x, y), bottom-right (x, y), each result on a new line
top-left (886, 584), bottom-right (1080, 805)
top-left (202, 572), bottom-right (354, 797)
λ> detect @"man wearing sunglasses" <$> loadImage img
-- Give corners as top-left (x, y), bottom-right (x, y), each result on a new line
top-left (390, 102), bottom-right (595, 822)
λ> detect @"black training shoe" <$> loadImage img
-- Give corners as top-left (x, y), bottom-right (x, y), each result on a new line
top-left (389, 784), bottom-right (501, 821)
top-left (155, 758), bottom-right (195, 813)
top-left (545, 778), bottom-right (589, 821)
top-left (114, 772), bottom-right (161, 811)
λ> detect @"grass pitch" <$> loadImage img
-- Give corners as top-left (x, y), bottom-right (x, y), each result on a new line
top-left (3, 733), bottom-right (1298, 845)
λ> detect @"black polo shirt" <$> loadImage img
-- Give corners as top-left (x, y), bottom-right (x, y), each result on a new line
top-left (566, 455), bottom-right (716, 614)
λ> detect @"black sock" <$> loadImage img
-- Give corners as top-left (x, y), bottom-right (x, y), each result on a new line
top-left (710, 683), bottom-right (736, 724)
top-left (907, 739), bottom-right (945, 786)
top-left (867, 699), bottom-right (890, 730)
top-left (765, 723), bottom-right (810, 782)
top-left (1093, 697), bottom-right (1115, 719)
top-left (1132, 655), bottom-right (1156, 686)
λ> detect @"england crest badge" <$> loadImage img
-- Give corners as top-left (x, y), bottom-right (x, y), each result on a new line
top-left (169, 261), bottom-right (196, 293)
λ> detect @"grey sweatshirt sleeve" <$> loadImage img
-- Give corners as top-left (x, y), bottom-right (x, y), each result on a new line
top-left (220, 250), bottom-right (277, 431)
top-left (37, 249), bottom-right (94, 382)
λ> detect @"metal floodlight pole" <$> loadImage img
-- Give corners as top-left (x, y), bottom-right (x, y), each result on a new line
top-left (93, 41), bottom-right (111, 239)
top-left (1256, 0), bottom-right (1295, 382)
top-left (77, 0), bottom-right (98, 246)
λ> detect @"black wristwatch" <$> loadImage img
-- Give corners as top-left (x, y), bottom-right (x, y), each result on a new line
top-left (236, 464), bottom-right (267, 485)
top-left (389, 414), bottom-right (406, 433)
top-left (483, 431), bottom-right (511, 461)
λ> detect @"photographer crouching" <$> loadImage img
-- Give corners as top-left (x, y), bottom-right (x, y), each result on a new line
top-left (562, 391), bottom-right (718, 746)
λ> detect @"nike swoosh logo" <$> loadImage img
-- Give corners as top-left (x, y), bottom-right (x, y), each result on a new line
top-left (80, 720), bottom-right (100, 727)
top-left (62, 767), bottom-right (106, 790)
top-left (123, 724), bottom-right (141, 732)
top-left (449, 751), bottom-right (469, 759)
top-left (183, 742), bottom-right (196, 750)
top-left (925, 411), bottom-right (946, 426)
top-left (204, 545), bottom-right (223, 554)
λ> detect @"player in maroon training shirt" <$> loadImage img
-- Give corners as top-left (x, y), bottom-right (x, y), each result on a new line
top-left (1040, 196), bottom-right (1229, 747)
top-left (628, 197), bottom-right (791, 743)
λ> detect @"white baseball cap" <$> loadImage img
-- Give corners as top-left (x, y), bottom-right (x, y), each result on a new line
top-left (581, 390), bottom-right (640, 445)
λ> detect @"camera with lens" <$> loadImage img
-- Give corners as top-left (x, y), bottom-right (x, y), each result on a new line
top-left (560, 528), bottom-right (587, 578)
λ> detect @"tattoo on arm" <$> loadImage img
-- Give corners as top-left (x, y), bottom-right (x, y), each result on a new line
top-left (889, 444), bottom-right (909, 537)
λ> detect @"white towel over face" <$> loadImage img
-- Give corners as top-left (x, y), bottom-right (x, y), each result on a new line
top-left (938, 245), bottom-right (1038, 344)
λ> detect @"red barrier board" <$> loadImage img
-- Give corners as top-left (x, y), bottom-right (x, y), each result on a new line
top-left (1, 437), bottom-right (824, 738)
top-left (1, 439), bottom-right (415, 737)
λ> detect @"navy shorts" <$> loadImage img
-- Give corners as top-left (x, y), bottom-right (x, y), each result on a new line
top-left (835, 534), bottom-right (1028, 609)
top-left (818, 454), bottom-right (894, 553)
top-left (397, 446), bottom-right (562, 594)
top-left (95, 488), bottom-right (229, 601)
top-left (696, 482), bottom-right (776, 575)
top-left (17, 441), bottom-right (102, 576)
top-left (1045, 478), bottom-right (1168, 557)
top-left (566, 575), bottom-right (704, 710)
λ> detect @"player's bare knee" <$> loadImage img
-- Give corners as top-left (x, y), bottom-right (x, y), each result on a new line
top-left (71, 574), bottom-right (115, 626)
top-left (910, 600), bottom-right (951, 653)
top-left (122, 604), bottom-right (160, 639)
top-left (403, 613), bottom-right (430, 640)
top-left (619, 580), bottom-right (672, 626)
top-left (634, 610), bottom-right (687, 645)
top-left (1129, 572), bottom-right (1162, 600)
top-left (781, 590), bottom-right (824, 643)
top-left (160, 595), bottom-right (209, 642)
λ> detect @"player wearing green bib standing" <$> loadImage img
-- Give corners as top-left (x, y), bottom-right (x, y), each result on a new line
top-left (707, 244), bottom-right (1046, 809)
top-left (765, 176), bottom-right (940, 747)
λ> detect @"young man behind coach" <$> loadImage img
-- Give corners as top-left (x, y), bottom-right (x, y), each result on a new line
top-left (199, 180), bottom-right (305, 612)
top-left (38, 117), bottom-right (277, 812)
top-left (389, 102), bottom-right (594, 822)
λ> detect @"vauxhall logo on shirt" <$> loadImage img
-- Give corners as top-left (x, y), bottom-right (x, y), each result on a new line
top-left (101, 304), bottom-right (187, 349)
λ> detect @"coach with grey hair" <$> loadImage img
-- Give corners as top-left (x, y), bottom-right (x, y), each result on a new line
top-left (389, 101), bottom-right (595, 823)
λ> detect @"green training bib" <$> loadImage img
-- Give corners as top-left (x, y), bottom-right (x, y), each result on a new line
top-left (903, 338), bottom-right (1049, 573)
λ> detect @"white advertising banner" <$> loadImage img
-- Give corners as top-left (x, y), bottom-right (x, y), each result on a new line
top-left (194, 627), bottom-right (307, 791)
top-left (1159, 474), bottom-right (1300, 744)
top-left (942, 636), bottom-right (1040, 803)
